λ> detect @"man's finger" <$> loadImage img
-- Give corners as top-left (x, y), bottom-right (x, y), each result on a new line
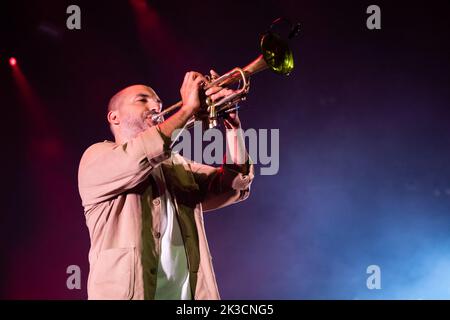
top-left (210, 69), bottom-right (220, 79)
top-left (192, 75), bottom-right (207, 88)
top-left (205, 86), bottom-right (223, 96)
top-left (211, 88), bottom-right (234, 101)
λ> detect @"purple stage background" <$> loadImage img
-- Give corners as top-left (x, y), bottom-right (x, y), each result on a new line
top-left (1, 0), bottom-right (450, 299)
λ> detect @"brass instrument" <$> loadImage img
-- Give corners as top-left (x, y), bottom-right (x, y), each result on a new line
top-left (152, 19), bottom-right (298, 130)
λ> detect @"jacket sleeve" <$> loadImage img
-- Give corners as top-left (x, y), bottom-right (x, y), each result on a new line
top-left (78, 126), bottom-right (171, 207)
top-left (188, 158), bottom-right (255, 212)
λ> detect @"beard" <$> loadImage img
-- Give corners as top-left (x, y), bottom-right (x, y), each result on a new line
top-left (120, 110), bottom-right (156, 141)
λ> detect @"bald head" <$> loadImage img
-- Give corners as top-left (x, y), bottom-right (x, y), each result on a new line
top-left (107, 84), bottom-right (163, 143)
top-left (108, 84), bottom-right (159, 112)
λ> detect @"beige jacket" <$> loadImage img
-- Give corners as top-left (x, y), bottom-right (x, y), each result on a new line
top-left (78, 126), bottom-right (254, 300)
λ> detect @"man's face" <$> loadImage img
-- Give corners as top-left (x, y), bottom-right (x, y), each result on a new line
top-left (113, 85), bottom-right (163, 139)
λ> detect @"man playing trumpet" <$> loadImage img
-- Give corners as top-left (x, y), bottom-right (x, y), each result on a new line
top-left (78, 70), bottom-right (254, 300)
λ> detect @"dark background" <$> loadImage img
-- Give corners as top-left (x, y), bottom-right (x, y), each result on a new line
top-left (1, 0), bottom-right (449, 299)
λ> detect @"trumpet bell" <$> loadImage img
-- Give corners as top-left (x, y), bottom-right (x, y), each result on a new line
top-left (260, 32), bottom-right (294, 76)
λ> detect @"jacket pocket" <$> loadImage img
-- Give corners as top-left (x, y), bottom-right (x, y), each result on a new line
top-left (89, 247), bottom-right (135, 300)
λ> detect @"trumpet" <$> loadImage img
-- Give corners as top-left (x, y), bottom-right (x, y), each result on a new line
top-left (151, 23), bottom-right (297, 130)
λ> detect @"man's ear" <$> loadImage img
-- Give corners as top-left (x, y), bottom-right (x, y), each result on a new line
top-left (107, 110), bottom-right (120, 126)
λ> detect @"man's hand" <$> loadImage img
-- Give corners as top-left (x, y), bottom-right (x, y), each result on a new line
top-left (204, 69), bottom-right (241, 129)
top-left (180, 71), bottom-right (207, 116)
top-left (159, 71), bottom-right (206, 140)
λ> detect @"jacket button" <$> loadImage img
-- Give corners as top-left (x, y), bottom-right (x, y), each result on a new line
top-left (153, 199), bottom-right (160, 206)
top-left (155, 232), bottom-right (161, 239)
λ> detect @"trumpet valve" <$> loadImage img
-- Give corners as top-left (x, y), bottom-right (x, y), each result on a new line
top-left (208, 104), bottom-right (218, 129)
